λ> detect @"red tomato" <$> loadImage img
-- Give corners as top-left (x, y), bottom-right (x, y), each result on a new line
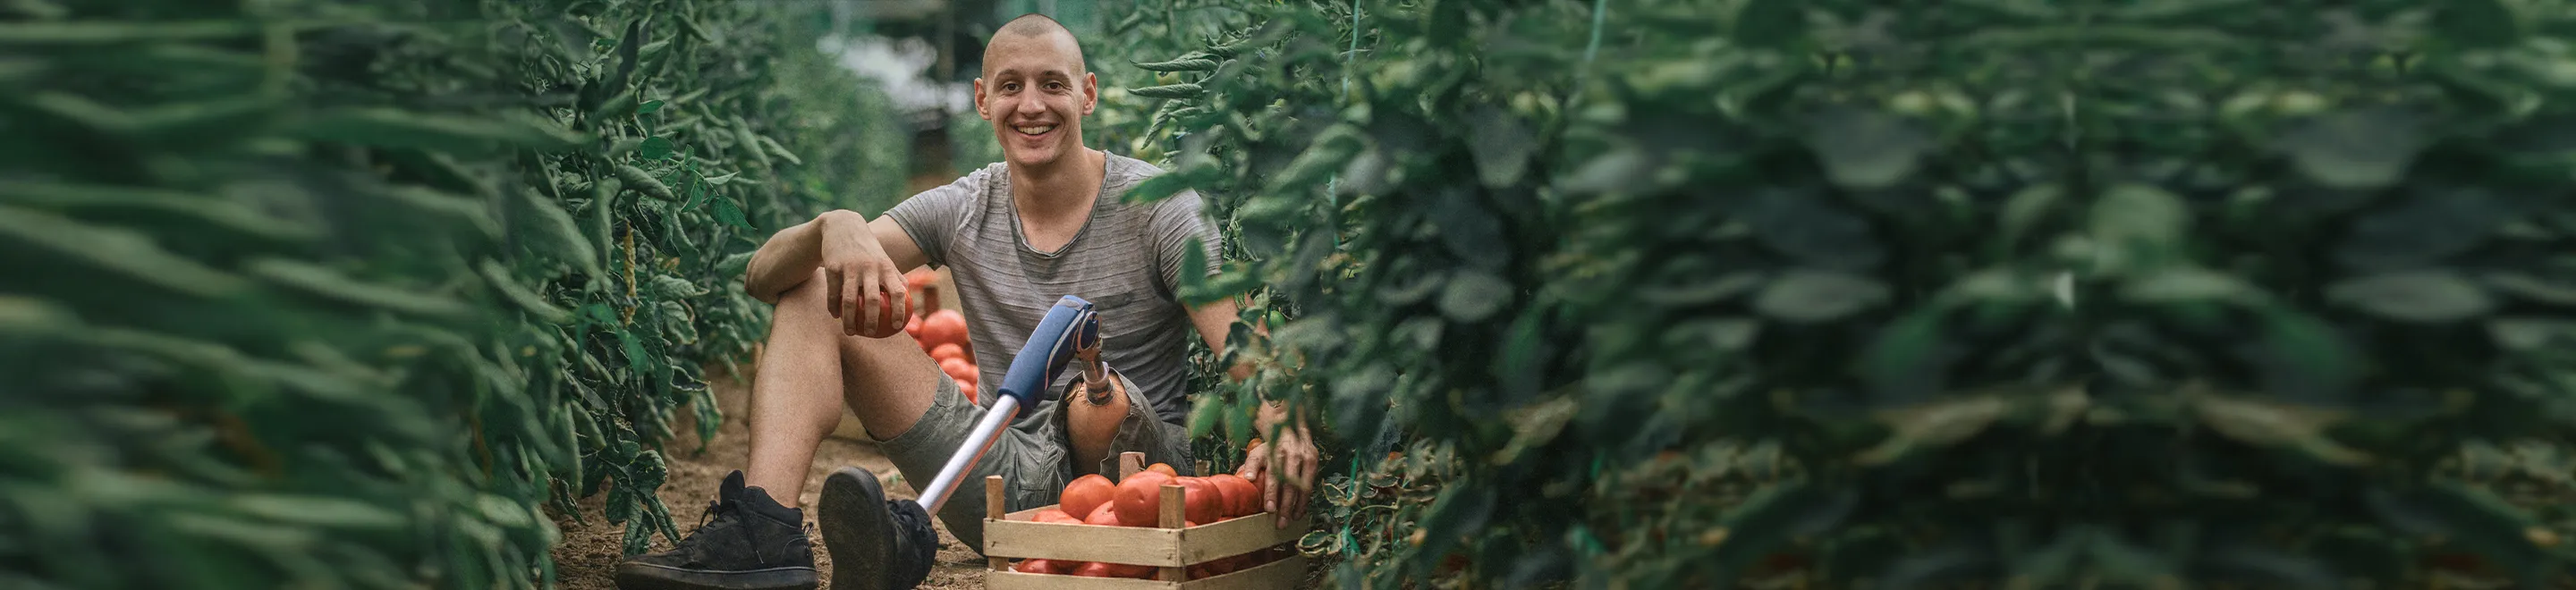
top-left (1177, 477), bottom-right (1224, 525)
top-left (1208, 474), bottom-right (1260, 518)
top-left (1059, 475), bottom-right (1114, 519)
top-left (920, 309), bottom-right (970, 350)
top-left (1114, 472), bottom-right (1174, 527)
top-left (939, 357), bottom-right (977, 384)
top-left (1014, 559), bottom-right (1072, 574)
top-left (1084, 502), bottom-right (1122, 526)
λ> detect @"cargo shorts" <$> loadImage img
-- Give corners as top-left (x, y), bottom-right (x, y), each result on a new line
top-left (875, 369), bottom-right (1194, 552)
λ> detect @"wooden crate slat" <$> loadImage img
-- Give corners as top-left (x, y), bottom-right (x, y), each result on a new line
top-left (984, 554), bottom-right (1308, 590)
top-left (986, 452), bottom-right (1306, 589)
top-left (988, 506), bottom-right (1308, 566)
top-left (986, 569), bottom-right (1179, 590)
top-left (986, 518), bottom-right (1189, 566)
top-left (1178, 512), bottom-right (1312, 564)
top-left (1180, 553), bottom-right (1307, 590)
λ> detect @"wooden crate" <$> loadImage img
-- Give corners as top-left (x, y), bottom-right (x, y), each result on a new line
top-left (981, 452), bottom-right (1310, 589)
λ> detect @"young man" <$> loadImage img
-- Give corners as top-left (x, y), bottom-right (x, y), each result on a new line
top-left (613, 13), bottom-right (1321, 590)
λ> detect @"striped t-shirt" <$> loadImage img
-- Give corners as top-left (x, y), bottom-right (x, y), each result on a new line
top-left (884, 152), bottom-right (1223, 426)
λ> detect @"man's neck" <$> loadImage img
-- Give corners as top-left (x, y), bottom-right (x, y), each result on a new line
top-left (1010, 147), bottom-right (1106, 220)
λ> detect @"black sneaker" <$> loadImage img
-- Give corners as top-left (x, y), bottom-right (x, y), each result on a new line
top-left (614, 470), bottom-right (819, 590)
top-left (818, 467), bottom-right (936, 590)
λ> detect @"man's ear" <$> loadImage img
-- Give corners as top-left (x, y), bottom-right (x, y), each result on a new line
top-left (1080, 72), bottom-right (1098, 115)
top-left (972, 78), bottom-right (991, 120)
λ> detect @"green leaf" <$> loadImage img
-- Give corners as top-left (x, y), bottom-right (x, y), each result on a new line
top-left (244, 257), bottom-right (473, 318)
top-left (2437, 0), bottom-right (2524, 50)
top-left (2123, 266), bottom-right (2258, 305)
top-left (1732, 0), bottom-right (1809, 49)
top-left (1134, 56), bottom-right (1221, 72)
top-left (228, 495), bottom-right (406, 533)
top-left (292, 108), bottom-right (586, 155)
top-left (517, 189), bottom-right (601, 277)
top-left (1705, 483), bottom-right (1858, 580)
top-left (636, 99), bottom-right (665, 114)
top-left (1856, 309), bottom-right (1947, 405)
top-left (618, 329), bottom-right (657, 382)
top-left (2488, 318), bottom-right (2576, 350)
top-left (1753, 270), bottom-right (1889, 323)
top-left (479, 259), bottom-right (572, 324)
top-left (2089, 184), bottom-right (2190, 272)
top-left (1466, 105), bottom-right (1536, 187)
top-left (1805, 108), bottom-right (1929, 190)
top-left (2186, 385), bottom-right (2368, 465)
top-left (616, 164), bottom-right (676, 201)
top-left (1436, 270), bottom-right (1512, 323)
top-left (638, 137), bottom-right (674, 160)
top-left (0, 206), bottom-right (250, 298)
top-left (1188, 392), bottom-right (1225, 439)
top-left (2326, 269), bottom-right (2493, 324)
top-left (1128, 83), bottom-right (1204, 99)
top-left (2272, 107), bottom-right (2425, 190)
top-left (713, 198), bottom-right (752, 231)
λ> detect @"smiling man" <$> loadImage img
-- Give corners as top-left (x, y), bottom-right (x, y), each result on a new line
top-left (613, 13), bottom-right (1319, 590)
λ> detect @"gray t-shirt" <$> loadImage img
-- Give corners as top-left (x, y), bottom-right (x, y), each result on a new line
top-left (884, 152), bottom-right (1222, 426)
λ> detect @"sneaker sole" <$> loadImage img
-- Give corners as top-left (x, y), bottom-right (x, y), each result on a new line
top-left (819, 467), bottom-right (896, 590)
top-left (611, 562), bottom-right (817, 590)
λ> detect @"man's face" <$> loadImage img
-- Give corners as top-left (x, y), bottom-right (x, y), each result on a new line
top-left (975, 31), bottom-right (1096, 169)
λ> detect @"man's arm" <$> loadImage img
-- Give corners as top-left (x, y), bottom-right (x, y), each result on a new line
top-left (744, 210), bottom-right (930, 302)
top-left (1186, 296), bottom-right (1318, 527)
top-left (741, 209), bottom-right (930, 333)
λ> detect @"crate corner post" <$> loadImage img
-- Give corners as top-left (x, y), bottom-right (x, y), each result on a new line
top-left (986, 475), bottom-right (1008, 572)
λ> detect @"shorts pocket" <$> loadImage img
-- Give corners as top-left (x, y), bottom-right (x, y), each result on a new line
top-left (1006, 428), bottom-right (1069, 512)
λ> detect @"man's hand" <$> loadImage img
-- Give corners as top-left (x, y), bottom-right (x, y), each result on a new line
top-left (817, 210), bottom-right (909, 337)
top-left (1236, 405), bottom-right (1318, 528)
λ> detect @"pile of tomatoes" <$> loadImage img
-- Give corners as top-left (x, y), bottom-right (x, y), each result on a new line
top-left (900, 269), bottom-right (977, 401)
top-left (1009, 463), bottom-right (1284, 579)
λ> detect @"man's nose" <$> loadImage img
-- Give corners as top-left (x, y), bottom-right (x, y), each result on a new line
top-left (1014, 95), bottom-right (1050, 116)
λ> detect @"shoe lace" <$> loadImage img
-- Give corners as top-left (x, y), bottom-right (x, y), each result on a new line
top-left (673, 499), bottom-right (733, 550)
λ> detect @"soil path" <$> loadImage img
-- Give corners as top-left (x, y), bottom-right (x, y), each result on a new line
top-left (547, 364), bottom-right (990, 590)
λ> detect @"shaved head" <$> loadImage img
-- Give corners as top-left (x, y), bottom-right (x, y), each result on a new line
top-left (973, 12), bottom-right (1100, 170)
top-left (985, 13), bottom-right (1086, 76)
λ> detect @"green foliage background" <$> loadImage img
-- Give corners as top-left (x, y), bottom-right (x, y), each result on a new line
top-left (21, 0), bottom-right (2576, 588)
top-left (0, 0), bottom-right (907, 587)
top-left (1098, 0), bottom-right (2576, 588)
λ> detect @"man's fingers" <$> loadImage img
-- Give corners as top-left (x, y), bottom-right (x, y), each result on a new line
top-left (860, 271), bottom-right (884, 336)
top-left (1234, 445), bottom-right (1265, 478)
top-left (825, 270), bottom-right (843, 319)
top-left (886, 267), bottom-right (911, 322)
top-left (841, 270), bottom-right (862, 336)
top-left (1276, 483), bottom-right (1304, 527)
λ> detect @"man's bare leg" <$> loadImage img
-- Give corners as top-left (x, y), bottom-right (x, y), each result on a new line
top-left (743, 267), bottom-right (943, 504)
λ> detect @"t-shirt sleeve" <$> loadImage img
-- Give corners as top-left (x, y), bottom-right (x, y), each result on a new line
top-left (1151, 189), bottom-right (1225, 298)
top-left (881, 168), bottom-right (987, 269)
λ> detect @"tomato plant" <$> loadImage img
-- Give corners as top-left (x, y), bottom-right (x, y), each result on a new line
top-left (0, 0), bottom-right (908, 587)
top-left (1100, 0), bottom-right (2576, 587)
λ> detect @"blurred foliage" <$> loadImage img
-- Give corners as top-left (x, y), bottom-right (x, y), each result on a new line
top-left (1108, 0), bottom-right (2576, 588)
top-left (0, 0), bottom-right (904, 587)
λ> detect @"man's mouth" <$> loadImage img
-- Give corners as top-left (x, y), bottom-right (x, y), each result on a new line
top-left (1013, 124), bottom-right (1055, 137)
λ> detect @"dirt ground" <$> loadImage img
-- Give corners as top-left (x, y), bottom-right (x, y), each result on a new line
top-left (546, 364), bottom-right (992, 590)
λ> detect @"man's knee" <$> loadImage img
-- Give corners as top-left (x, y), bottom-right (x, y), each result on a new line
top-left (776, 267), bottom-right (832, 308)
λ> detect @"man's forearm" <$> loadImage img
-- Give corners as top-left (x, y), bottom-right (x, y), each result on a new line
top-left (742, 210), bottom-right (854, 303)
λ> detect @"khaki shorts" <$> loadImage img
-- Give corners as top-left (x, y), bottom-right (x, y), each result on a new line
top-left (875, 370), bottom-right (1194, 552)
